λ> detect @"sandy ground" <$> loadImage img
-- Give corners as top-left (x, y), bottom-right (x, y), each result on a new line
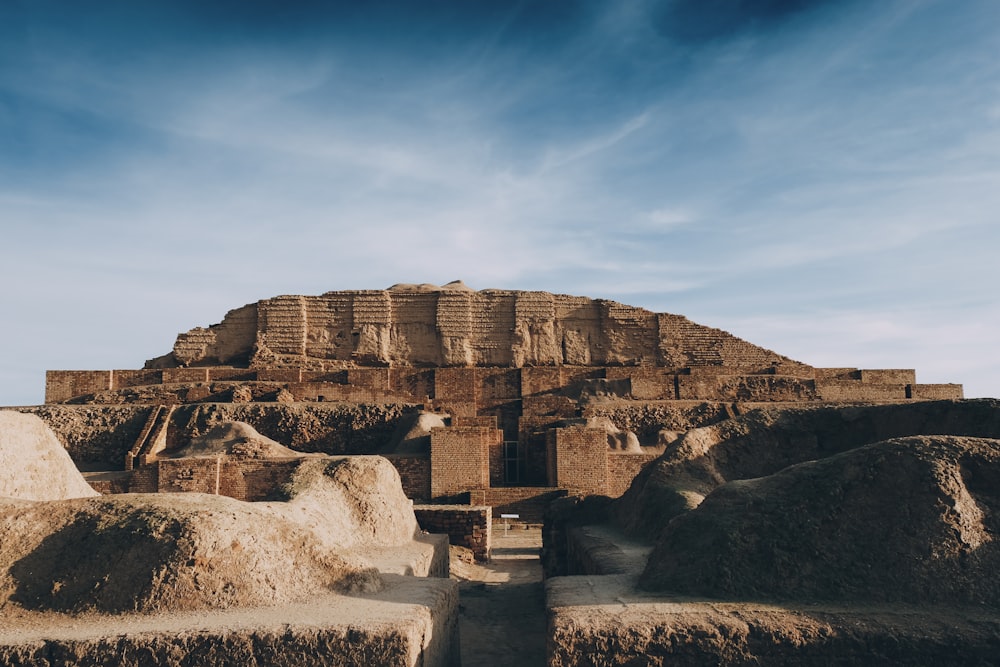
top-left (452, 524), bottom-right (546, 667)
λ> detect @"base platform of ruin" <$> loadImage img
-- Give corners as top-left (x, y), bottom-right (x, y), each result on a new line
top-left (0, 575), bottom-right (459, 667)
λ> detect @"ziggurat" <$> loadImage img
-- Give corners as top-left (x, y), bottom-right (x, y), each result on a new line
top-left (42, 282), bottom-right (963, 519)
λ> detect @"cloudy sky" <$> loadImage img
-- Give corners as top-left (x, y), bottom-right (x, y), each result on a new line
top-left (1, 0), bottom-right (997, 405)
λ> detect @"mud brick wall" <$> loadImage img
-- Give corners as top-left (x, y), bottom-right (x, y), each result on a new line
top-left (129, 464), bottom-right (159, 492)
top-left (470, 487), bottom-right (568, 523)
top-left (162, 368), bottom-right (211, 384)
top-left (522, 395), bottom-right (579, 418)
top-left (348, 368), bottom-right (391, 392)
top-left (548, 427), bottom-right (609, 494)
top-left (816, 382), bottom-right (909, 401)
top-left (45, 371), bottom-right (113, 403)
top-left (385, 454), bottom-right (431, 500)
top-left (606, 452), bottom-right (658, 497)
top-left (390, 368), bottom-right (434, 402)
top-left (677, 375), bottom-right (818, 401)
top-left (288, 383), bottom-right (383, 403)
top-left (224, 459), bottom-right (300, 501)
top-left (861, 369), bottom-right (916, 384)
top-left (257, 368), bottom-right (303, 382)
top-left (155, 458), bottom-right (300, 500)
top-left (207, 368), bottom-right (257, 382)
top-left (430, 426), bottom-right (494, 498)
top-left (156, 458), bottom-right (219, 494)
top-left (478, 368), bottom-right (521, 408)
top-left (433, 368), bottom-right (478, 402)
top-left (910, 384), bottom-right (964, 400)
top-left (521, 368), bottom-right (564, 396)
top-left (413, 505), bottom-right (492, 562)
top-left (112, 369), bottom-right (164, 390)
top-left (604, 368), bottom-right (677, 400)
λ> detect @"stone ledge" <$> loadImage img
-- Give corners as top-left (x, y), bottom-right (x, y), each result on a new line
top-left (0, 576), bottom-right (459, 667)
top-left (546, 575), bottom-right (1000, 666)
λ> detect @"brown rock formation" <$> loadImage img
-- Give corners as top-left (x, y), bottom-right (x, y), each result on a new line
top-left (639, 435), bottom-right (1000, 606)
top-left (0, 412), bottom-right (99, 501)
top-left (149, 283), bottom-right (800, 371)
top-left (615, 399), bottom-right (1000, 539)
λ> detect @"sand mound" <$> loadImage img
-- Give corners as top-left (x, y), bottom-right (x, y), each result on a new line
top-left (272, 456), bottom-right (419, 549)
top-left (0, 493), bottom-right (379, 614)
top-left (0, 456), bottom-right (418, 615)
top-left (0, 412), bottom-right (98, 501)
top-left (616, 399), bottom-right (1000, 539)
top-left (171, 420), bottom-right (304, 458)
top-left (640, 435), bottom-right (1000, 606)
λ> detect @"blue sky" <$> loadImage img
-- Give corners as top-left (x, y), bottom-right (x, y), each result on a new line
top-left (1, 0), bottom-right (998, 405)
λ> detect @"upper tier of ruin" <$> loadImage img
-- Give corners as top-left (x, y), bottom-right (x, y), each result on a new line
top-left (147, 281), bottom-right (806, 372)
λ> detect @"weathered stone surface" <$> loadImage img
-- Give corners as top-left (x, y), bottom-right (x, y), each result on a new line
top-left (614, 399), bottom-right (1000, 539)
top-left (0, 575), bottom-right (459, 667)
top-left (149, 284), bottom-right (797, 371)
top-left (640, 435), bottom-right (1000, 605)
top-left (0, 412), bottom-right (98, 501)
top-left (547, 575), bottom-right (1000, 667)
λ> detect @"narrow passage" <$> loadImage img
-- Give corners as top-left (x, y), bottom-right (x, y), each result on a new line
top-left (454, 525), bottom-right (546, 667)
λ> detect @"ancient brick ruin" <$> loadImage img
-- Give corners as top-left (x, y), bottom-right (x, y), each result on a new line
top-left (42, 283), bottom-right (962, 520)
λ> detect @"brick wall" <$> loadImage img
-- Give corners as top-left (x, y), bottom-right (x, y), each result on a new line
top-left (207, 368), bottom-right (258, 382)
top-left (816, 382), bottom-right (909, 401)
top-left (909, 384), bottom-right (964, 400)
top-left (470, 487), bottom-right (568, 523)
top-left (521, 368), bottom-right (563, 396)
top-left (522, 395), bottom-right (578, 418)
top-left (548, 427), bottom-right (608, 494)
top-left (413, 505), bottom-right (492, 562)
top-left (390, 368), bottom-right (435, 402)
top-left (860, 369), bottom-right (916, 385)
top-left (45, 371), bottom-right (113, 403)
top-left (154, 458), bottom-right (301, 500)
top-left (604, 368), bottom-right (677, 400)
top-left (385, 454), bottom-right (431, 500)
top-left (606, 452), bottom-right (658, 497)
top-left (677, 374), bottom-right (818, 401)
top-left (129, 464), bottom-right (159, 493)
top-left (112, 369), bottom-right (164, 390)
top-left (348, 368), bottom-right (391, 392)
top-left (433, 368), bottom-right (478, 402)
top-left (162, 368), bottom-right (211, 384)
top-left (157, 458), bottom-right (219, 494)
top-left (430, 426), bottom-right (496, 498)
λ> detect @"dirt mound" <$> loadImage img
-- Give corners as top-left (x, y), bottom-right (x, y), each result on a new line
top-left (381, 411), bottom-right (446, 454)
top-left (0, 456), bottom-right (418, 614)
top-left (273, 456), bottom-right (419, 548)
top-left (640, 435), bottom-right (1000, 606)
top-left (0, 412), bottom-right (98, 501)
top-left (170, 420), bottom-right (304, 458)
top-left (616, 399), bottom-right (1000, 539)
top-left (0, 493), bottom-right (379, 614)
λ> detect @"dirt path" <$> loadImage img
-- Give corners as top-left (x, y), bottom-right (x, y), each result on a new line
top-left (452, 525), bottom-right (546, 667)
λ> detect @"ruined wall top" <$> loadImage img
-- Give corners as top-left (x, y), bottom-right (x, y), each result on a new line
top-left (147, 282), bottom-right (806, 372)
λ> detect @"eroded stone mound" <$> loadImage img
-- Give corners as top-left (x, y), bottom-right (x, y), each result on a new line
top-left (0, 412), bottom-right (98, 501)
top-left (380, 411), bottom-right (446, 455)
top-left (0, 493), bottom-right (379, 614)
top-left (172, 420), bottom-right (304, 458)
top-left (274, 456), bottom-right (420, 549)
top-left (640, 435), bottom-right (1000, 606)
top-left (0, 456), bottom-right (419, 615)
top-left (616, 399), bottom-right (1000, 539)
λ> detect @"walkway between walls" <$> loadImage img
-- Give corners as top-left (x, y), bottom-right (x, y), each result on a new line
top-left (453, 525), bottom-right (546, 667)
